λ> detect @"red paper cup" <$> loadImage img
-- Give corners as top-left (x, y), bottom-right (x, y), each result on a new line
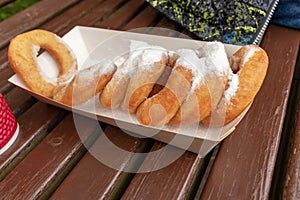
top-left (0, 94), bottom-right (19, 155)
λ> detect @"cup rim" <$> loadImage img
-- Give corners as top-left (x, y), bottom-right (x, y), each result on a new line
top-left (0, 123), bottom-right (19, 155)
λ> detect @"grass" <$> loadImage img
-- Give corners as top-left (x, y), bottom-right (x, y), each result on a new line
top-left (0, 0), bottom-right (40, 22)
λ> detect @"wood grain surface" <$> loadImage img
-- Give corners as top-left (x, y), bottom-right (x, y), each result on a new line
top-left (50, 126), bottom-right (151, 199)
top-left (284, 95), bottom-right (300, 199)
top-left (0, 114), bottom-right (99, 199)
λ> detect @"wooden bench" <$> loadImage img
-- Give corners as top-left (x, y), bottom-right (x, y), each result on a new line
top-left (0, 0), bottom-right (300, 199)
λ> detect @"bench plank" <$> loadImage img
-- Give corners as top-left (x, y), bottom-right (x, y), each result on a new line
top-left (97, 0), bottom-right (146, 30)
top-left (200, 24), bottom-right (300, 200)
top-left (50, 126), bottom-right (150, 199)
top-left (4, 87), bottom-right (37, 116)
top-left (282, 46), bottom-right (300, 199)
top-left (40, 0), bottom-right (99, 35)
top-left (0, 114), bottom-right (98, 199)
top-left (122, 142), bottom-right (205, 199)
top-left (0, 0), bottom-right (81, 48)
top-left (0, 102), bottom-right (66, 181)
top-left (284, 97), bottom-right (300, 199)
top-left (0, 66), bottom-right (14, 94)
top-left (123, 4), bottom-right (161, 31)
top-left (60, 0), bottom-right (124, 34)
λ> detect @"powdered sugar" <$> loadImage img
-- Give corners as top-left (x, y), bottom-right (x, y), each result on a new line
top-left (77, 59), bottom-right (115, 81)
top-left (223, 72), bottom-right (239, 102)
top-left (175, 49), bottom-right (206, 91)
top-left (113, 40), bottom-right (167, 77)
top-left (242, 46), bottom-right (257, 65)
top-left (130, 40), bottom-right (166, 71)
top-left (174, 42), bottom-right (231, 92)
top-left (197, 42), bottom-right (231, 76)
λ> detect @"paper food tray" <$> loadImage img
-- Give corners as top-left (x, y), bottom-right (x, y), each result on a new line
top-left (8, 26), bottom-right (250, 156)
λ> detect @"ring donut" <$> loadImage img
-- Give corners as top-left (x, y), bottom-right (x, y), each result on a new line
top-left (201, 44), bottom-right (269, 126)
top-left (8, 29), bottom-right (77, 98)
top-left (169, 42), bottom-right (230, 126)
top-left (121, 42), bottom-right (168, 114)
top-left (135, 49), bottom-right (197, 126)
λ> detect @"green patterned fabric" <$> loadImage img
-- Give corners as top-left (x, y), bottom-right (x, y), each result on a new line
top-left (147, 0), bottom-right (278, 45)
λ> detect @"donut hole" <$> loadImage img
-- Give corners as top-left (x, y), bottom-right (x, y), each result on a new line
top-left (35, 47), bottom-right (60, 84)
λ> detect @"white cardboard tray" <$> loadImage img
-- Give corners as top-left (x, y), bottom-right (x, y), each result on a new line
top-left (8, 26), bottom-right (249, 156)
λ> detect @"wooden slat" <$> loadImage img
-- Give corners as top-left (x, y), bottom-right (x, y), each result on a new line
top-left (122, 142), bottom-right (205, 199)
top-left (97, 0), bottom-right (146, 30)
top-left (284, 87), bottom-right (300, 199)
top-left (0, 114), bottom-right (98, 199)
top-left (0, 66), bottom-right (14, 94)
top-left (4, 87), bottom-right (37, 116)
top-left (56, 0), bottom-right (126, 34)
top-left (122, 4), bottom-right (161, 31)
top-left (0, 0), bottom-right (81, 48)
top-left (50, 126), bottom-right (150, 199)
top-left (0, 102), bottom-right (66, 181)
top-left (279, 48), bottom-right (300, 199)
top-left (200, 24), bottom-right (300, 199)
top-left (147, 17), bottom-right (184, 37)
top-left (0, 48), bottom-right (8, 66)
top-left (38, 0), bottom-right (107, 34)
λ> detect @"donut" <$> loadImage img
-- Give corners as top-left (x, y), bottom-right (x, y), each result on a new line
top-left (121, 42), bottom-right (168, 114)
top-left (201, 44), bottom-right (269, 126)
top-left (169, 42), bottom-right (230, 126)
top-left (135, 49), bottom-right (196, 126)
top-left (53, 60), bottom-right (117, 106)
top-left (8, 29), bottom-right (77, 98)
top-left (99, 40), bottom-right (147, 109)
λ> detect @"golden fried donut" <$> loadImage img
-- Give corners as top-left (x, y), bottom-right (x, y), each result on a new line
top-left (53, 60), bottom-right (116, 106)
top-left (99, 41), bottom-right (148, 109)
top-left (136, 50), bottom-right (196, 127)
top-left (121, 44), bottom-right (168, 114)
top-left (170, 42), bottom-right (230, 126)
top-left (8, 29), bottom-right (77, 98)
top-left (201, 44), bottom-right (269, 126)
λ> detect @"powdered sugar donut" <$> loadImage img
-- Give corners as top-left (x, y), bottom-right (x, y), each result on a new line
top-left (121, 41), bottom-right (168, 114)
top-left (99, 41), bottom-right (146, 109)
top-left (169, 42), bottom-right (230, 126)
top-left (136, 49), bottom-right (195, 126)
top-left (201, 44), bottom-right (269, 126)
top-left (53, 60), bottom-right (116, 106)
top-left (8, 29), bottom-right (77, 98)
